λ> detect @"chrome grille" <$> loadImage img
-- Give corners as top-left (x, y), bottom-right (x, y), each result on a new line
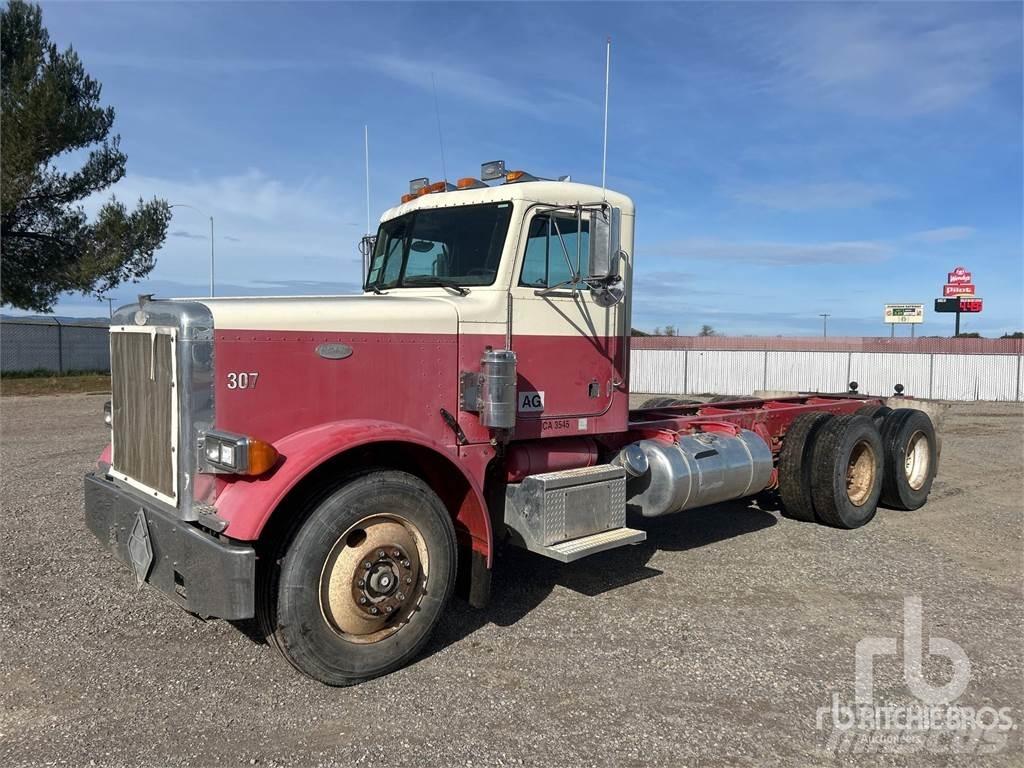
top-left (110, 327), bottom-right (178, 503)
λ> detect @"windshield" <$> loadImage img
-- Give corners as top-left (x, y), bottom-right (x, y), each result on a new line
top-left (365, 202), bottom-right (513, 290)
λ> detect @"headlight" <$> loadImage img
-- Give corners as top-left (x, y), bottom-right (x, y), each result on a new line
top-left (103, 400), bottom-right (112, 427)
top-left (202, 430), bottom-right (278, 475)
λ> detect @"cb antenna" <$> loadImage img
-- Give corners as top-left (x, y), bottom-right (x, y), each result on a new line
top-left (364, 124), bottom-right (371, 234)
top-left (431, 72), bottom-right (448, 183)
top-left (601, 36), bottom-right (611, 200)
top-left (360, 124), bottom-right (374, 281)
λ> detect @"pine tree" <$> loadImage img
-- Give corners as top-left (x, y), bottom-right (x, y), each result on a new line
top-left (1, 0), bottom-right (170, 311)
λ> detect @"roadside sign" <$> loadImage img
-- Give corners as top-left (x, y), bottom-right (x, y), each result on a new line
top-left (934, 298), bottom-right (961, 313)
top-left (884, 304), bottom-right (924, 324)
top-left (959, 297), bottom-right (983, 313)
top-left (947, 266), bottom-right (972, 285)
top-left (943, 284), bottom-right (975, 297)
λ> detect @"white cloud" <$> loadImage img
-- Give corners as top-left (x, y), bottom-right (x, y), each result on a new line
top-left (358, 54), bottom-right (580, 119)
top-left (907, 226), bottom-right (975, 243)
top-left (81, 51), bottom-right (330, 74)
top-left (650, 237), bottom-right (891, 266)
top-left (726, 181), bottom-right (905, 211)
top-left (754, 5), bottom-right (1021, 117)
top-left (84, 170), bottom-right (366, 293)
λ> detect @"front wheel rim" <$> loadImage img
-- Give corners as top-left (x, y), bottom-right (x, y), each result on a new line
top-left (904, 430), bottom-right (930, 490)
top-left (319, 513), bottom-right (429, 644)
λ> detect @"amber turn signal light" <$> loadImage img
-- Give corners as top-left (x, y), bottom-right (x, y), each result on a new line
top-left (246, 438), bottom-right (279, 476)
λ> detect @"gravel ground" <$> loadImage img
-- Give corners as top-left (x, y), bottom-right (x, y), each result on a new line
top-left (1, 393), bottom-right (1021, 767)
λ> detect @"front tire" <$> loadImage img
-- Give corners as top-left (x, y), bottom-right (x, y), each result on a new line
top-left (261, 470), bottom-right (457, 686)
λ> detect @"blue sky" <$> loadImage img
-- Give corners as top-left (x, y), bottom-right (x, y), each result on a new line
top-left (20, 1), bottom-right (1024, 336)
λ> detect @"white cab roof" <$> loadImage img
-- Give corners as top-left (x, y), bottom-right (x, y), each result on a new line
top-left (379, 179), bottom-right (634, 223)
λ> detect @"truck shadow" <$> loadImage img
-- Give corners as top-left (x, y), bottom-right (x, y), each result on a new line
top-left (229, 499), bottom-right (777, 656)
top-left (423, 498), bottom-right (777, 660)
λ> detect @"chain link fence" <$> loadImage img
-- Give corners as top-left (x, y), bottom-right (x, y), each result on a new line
top-left (1, 318), bottom-right (110, 374)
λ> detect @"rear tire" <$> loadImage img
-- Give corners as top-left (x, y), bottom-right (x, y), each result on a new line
top-left (856, 404), bottom-right (893, 424)
top-left (259, 470), bottom-right (457, 686)
top-left (778, 412), bottom-right (834, 522)
top-left (879, 408), bottom-right (937, 510)
top-left (709, 395), bottom-right (756, 403)
top-left (810, 415), bottom-right (884, 529)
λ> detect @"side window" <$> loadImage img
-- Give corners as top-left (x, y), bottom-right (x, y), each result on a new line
top-left (519, 215), bottom-right (589, 288)
top-left (382, 236), bottom-right (404, 284)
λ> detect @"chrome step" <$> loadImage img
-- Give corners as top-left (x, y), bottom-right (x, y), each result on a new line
top-left (531, 526), bottom-right (647, 563)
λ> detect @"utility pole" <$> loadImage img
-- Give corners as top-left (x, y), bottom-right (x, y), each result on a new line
top-left (170, 203), bottom-right (215, 296)
top-left (209, 215), bottom-right (215, 297)
top-left (819, 313), bottom-right (831, 338)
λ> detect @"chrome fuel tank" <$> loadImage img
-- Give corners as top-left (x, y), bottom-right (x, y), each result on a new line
top-left (621, 430), bottom-right (773, 517)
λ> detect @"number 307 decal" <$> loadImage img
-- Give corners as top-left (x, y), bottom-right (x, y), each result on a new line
top-left (226, 372), bottom-right (259, 389)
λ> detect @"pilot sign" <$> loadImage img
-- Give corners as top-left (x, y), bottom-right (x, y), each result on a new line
top-left (518, 390), bottom-right (545, 412)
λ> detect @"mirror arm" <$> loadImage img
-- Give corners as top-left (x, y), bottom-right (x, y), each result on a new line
top-left (534, 275), bottom-right (584, 297)
top-left (550, 215), bottom-right (580, 282)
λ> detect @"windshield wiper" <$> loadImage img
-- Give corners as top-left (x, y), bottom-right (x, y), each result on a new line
top-left (402, 277), bottom-right (469, 296)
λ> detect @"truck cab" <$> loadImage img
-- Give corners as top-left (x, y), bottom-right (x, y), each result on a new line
top-left (84, 163), bottom-right (937, 687)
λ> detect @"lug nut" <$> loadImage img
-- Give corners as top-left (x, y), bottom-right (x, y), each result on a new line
top-left (377, 549), bottom-right (386, 559)
top-left (397, 593), bottom-right (405, 601)
top-left (357, 579), bottom-right (365, 588)
top-left (370, 607), bottom-right (379, 615)
top-left (363, 561), bottom-right (371, 570)
top-left (386, 605), bottom-right (395, 613)
top-left (358, 596), bottom-right (368, 605)
top-left (405, 576), bottom-right (413, 584)
top-left (402, 559), bottom-right (411, 568)
top-left (392, 550), bottom-right (401, 558)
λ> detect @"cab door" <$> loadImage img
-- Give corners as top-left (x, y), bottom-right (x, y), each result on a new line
top-left (509, 207), bottom-right (622, 432)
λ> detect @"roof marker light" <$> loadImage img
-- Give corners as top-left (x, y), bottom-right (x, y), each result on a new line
top-left (504, 170), bottom-right (538, 183)
top-left (457, 177), bottom-right (487, 189)
top-left (480, 160), bottom-right (506, 181)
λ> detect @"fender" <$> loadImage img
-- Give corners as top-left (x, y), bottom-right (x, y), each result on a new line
top-left (212, 419), bottom-right (493, 565)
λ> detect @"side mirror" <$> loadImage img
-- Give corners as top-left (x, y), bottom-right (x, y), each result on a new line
top-left (588, 207), bottom-right (621, 281)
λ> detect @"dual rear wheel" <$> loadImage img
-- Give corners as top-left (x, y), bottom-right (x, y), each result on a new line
top-left (777, 407), bottom-right (936, 528)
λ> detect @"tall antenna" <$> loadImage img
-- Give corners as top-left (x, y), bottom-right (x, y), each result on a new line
top-left (364, 124), bottom-right (371, 234)
top-left (601, 36), bottom-right (611, 199)
top-left (431, 72), bottom-right (448, 183)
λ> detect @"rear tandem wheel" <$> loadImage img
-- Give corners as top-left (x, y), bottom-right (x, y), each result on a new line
top-left (809, 415), bottom-right (885, 529)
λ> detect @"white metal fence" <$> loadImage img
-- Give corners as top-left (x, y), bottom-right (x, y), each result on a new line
top-left (631, 348), bottom-right (1024, 402)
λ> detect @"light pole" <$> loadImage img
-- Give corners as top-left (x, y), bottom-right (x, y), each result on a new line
top-left (819, 313), bottom-right (831, 338)
top-left (170, 204), bottom-right (215, 296)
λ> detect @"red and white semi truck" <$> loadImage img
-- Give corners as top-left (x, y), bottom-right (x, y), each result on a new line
top-left (85, 163), bottom-right (938, 685)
